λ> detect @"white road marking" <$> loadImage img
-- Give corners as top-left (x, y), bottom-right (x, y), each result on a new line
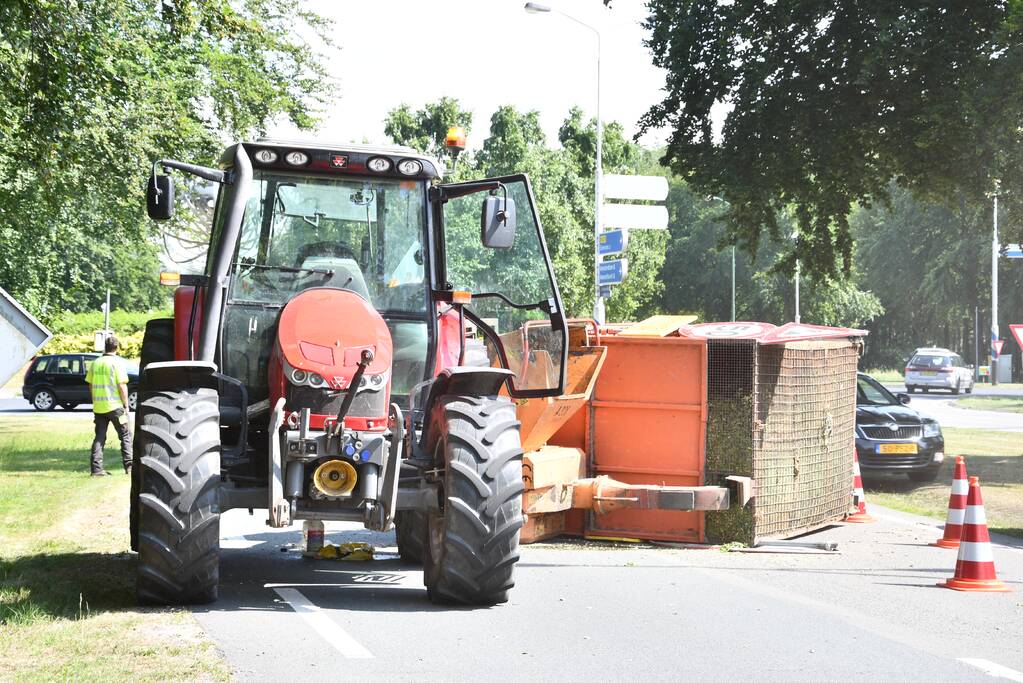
top-left (271, 587), bottom-right (373, 659)
top-left (959, 658), bottom-right (1023, 682)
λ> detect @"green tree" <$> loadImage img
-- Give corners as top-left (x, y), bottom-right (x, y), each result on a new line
top-left (0, 0), bottom-right (331, 320)
top-left (384, 97), bottom-right (474, 160)
top-left (852, 184), bottom-right (1023, 368)
top-left (657, 171), bottom-right (882, 328)
top-left (639, 1), bottom-right (1023, 279)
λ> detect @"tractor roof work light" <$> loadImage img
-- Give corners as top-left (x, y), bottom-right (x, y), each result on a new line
top-left (445, 126), bottom-right (467, 155)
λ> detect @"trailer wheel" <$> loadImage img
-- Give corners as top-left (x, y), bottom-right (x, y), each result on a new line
top-left (423, 395), bottom-right (524, 605)
top-left (394, 510), bottom-right (427, 563)
top-left (135, 388), bottom-right (221, 605)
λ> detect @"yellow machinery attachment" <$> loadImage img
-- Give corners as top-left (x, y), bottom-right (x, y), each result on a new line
top-left (312, 459), bottom-right (358, 498)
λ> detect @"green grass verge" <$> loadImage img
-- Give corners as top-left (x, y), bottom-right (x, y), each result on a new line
top-left (865, 428), bottom-right (1023, 539)
top-left (862, 368), bottom-right (904, 383)
top-left (956, 396), bottom-right (1023, 414)
top-left (0, 416), bottom-right (229, 682)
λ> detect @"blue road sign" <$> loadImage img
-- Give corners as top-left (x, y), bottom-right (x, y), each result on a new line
top-left (1006, 243), bottom-right (1023, 258)
top-left (598, 229), bottom-right (627, 256)
top-left (598, 285), bottom-right (613, 298)
top-left (598, 258), bottom-right (627, 286)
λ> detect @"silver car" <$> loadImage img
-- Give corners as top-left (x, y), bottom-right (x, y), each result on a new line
top-left (904, 347), bottom-right (974, 394)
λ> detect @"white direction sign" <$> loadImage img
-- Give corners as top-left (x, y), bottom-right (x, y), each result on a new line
top-left (601, 203), bottom-right (669, 231)
top-left (603, 174), bottom-right (670, 202)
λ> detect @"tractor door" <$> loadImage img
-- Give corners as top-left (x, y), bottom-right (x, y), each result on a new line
top-left (437, 174), bottom-right (567, 398)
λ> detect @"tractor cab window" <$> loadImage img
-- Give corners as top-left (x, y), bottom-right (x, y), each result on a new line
top-left (440, 175), bottom-right (566, 397)
top-left (223, 172), bottom-right (429, 400)
top-left (232, 173), bottom-right (426, 310)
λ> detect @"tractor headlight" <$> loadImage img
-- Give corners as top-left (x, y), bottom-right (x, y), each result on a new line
top-left (367, 156), bottom-right (392, 173)
top-left (291, 368), bottom-right (308, 385)
top-left (396, 159), bottom-right (423, 176)
top-left (308, 373), bottom-right (325, 388)
top-left (253, 149), bottom-right (278, 164)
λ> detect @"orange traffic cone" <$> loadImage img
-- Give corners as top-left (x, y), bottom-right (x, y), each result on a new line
top-left (933, 456), bottom-right (968, 549)
top-left (939, 476), bottom-right (1012, 592)
top-left (846, 449), bottom-right (874, 523)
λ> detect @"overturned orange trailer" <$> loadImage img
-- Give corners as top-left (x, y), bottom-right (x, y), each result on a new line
top-left (514, 319), bottom-right (864, 545)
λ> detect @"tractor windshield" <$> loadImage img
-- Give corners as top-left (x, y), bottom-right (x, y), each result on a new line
top-left (222, 171), bottom-right (429, 400)
top-left (232, 172), bottom-right (426, 311)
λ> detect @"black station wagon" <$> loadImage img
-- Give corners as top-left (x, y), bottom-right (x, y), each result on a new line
top-left (21, 353), bottom-right (139, 412)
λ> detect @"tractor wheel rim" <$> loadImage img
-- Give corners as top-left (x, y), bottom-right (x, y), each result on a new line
top-left (35, 392), bottom-right (52, 409)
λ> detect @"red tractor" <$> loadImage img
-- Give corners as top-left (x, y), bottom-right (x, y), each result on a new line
top-left (134, 141), bottom-right (567, 606)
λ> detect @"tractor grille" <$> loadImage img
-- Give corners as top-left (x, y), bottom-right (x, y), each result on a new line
top-left (287, 385), bottom-right (386, 419)
top-left (861, 425), bottom-right (921, 440)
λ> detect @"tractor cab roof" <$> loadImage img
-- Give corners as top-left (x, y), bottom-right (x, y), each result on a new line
top-left (225, 138), bottom-right (445, 181)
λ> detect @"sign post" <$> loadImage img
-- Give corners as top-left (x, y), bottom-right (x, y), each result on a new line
top-left (597, 258), bottom-right (627, 286)
top-left (596, 174), bottom-right (669, 321)
top-left (598, 228), bottom-right (628, 256)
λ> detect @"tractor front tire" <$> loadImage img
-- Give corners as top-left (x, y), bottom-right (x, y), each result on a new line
top-left (135, 387), bottom-right (221, 605)
top-left (394, 510), bottom-right (427, 564)
top-left (423, 395), bottom-right (524, 605)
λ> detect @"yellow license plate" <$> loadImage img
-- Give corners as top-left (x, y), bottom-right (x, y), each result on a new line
top-left (878, 443), bottom-right (918, 454)
top-left (920, 371), bottom-right (936, 377)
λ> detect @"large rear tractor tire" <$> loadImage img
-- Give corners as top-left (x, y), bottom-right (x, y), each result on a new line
top-left (135, 388), bottom-right (221, 605)
top-left (139, 319), bottom-right (175, 372)
top-left (423, 395), bottom-right (524, 605)
top-left (394, 510), bottom-right (427, 564)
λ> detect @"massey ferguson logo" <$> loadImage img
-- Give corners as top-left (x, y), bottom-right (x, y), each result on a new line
top-left (330, 154), bottom-right (349, 169)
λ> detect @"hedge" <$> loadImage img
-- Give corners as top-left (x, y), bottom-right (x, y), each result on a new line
top-left (47, 309), bottom-right (171, 336)
top-left (41, 330), bottom-right (145, 360)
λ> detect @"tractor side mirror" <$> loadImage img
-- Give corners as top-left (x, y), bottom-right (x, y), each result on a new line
top-left (147, 173), bottom-right (175, 221)
top-left (481, 194), bottom-right (516, 248)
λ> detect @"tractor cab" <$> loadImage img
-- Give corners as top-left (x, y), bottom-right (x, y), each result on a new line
top-left (133, 140), bottom-right (567, 606)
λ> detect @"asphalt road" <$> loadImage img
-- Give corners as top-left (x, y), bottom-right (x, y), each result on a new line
top-left (878, 387), bottom-right (1023, 431)
top-left (0, 393), bottom-right (95, 417)
top-left (194, 507), bottom-right (1023, 682)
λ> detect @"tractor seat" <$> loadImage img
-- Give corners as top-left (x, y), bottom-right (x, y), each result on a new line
top-left (298, 255), bottom-right (371, 302)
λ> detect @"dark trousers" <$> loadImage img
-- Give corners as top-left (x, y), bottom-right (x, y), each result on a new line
top-left (91, 409), bottom-right (132, 474)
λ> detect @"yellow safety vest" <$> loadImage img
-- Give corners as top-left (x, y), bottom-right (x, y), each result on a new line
top-left (85, 355), bottom-right (128, 414)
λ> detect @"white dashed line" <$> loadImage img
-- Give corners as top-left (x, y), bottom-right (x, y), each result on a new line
top-left (959, 658), bottom-right (1023, 682)
top-left (271, 587), bottom-right (373, 659)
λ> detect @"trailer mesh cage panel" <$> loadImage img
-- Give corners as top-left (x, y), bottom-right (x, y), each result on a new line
top-left (705, 339), bottom-right (859, 544)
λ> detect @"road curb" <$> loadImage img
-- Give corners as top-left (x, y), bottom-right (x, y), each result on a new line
top-left (870, 503), bottom-right (1023, 550)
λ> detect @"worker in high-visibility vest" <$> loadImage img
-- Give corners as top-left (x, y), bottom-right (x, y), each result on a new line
top-left (85, 335), bottom-right (132, 476)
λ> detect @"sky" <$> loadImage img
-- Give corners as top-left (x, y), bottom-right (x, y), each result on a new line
top-left (269, 0), bottom-right (670, 151)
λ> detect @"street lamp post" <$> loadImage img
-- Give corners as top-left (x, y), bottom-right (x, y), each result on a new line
top-left (525, 2), bottom-right (604, 323)
top-left (709, 196), bottom-right (736, 320)
top-left (792, 230), bottom-right (800, 324)
top-left (992, 184), bottom-right (1000, 386)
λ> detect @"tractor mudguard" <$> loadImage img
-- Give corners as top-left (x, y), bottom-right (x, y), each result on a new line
top-left (142, 360), bottom-right (218, 391)
top-left (142, 361), bottom-right (247, 463)
top-left (413, 366), bottom-right (514, 459)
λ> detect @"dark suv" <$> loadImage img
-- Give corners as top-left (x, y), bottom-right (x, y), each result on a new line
top-left (22, 353), bottom-right (138, 412)
top-left (856, 372), bottom-right (944, 482)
